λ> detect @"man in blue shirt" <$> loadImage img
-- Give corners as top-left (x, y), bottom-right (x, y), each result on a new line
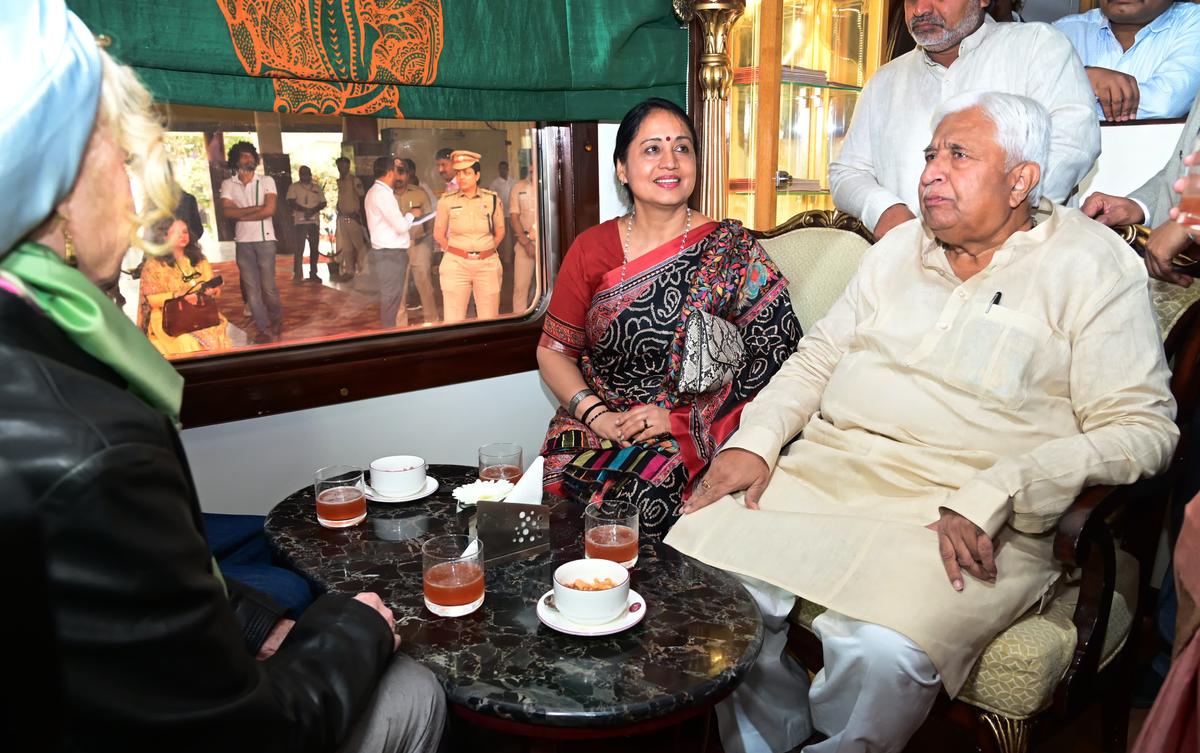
top-left (1054, 0), bottom-right (1200, 121)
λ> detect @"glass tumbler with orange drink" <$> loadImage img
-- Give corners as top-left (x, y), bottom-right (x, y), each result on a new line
top-left (478, 443), bottom-right (523, 483)
top-left (584, 500), bottom-right (639, 568)
top-left (422, 534), bottom-right (486, 617)
top-left (314, 465), bottom-right (367, 528)
top-left (1179, 135), bottom-right (1200, 232)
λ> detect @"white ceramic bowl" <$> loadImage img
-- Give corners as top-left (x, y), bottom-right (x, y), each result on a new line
top-left (552, 558), bottom-right (631, 625)
top-left (369, 455), bottom-right (426, 496)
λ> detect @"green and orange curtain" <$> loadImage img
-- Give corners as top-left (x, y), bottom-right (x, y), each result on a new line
top-left (66, 0), bottom-right (689, 120)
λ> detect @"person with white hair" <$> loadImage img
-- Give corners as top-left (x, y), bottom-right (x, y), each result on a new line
top-left (0, 2), bottom-right (444, 750)
top-left (666, 91), bottom-right (1178, 753)
top-left (829, 0), bottom-right (1100, 240)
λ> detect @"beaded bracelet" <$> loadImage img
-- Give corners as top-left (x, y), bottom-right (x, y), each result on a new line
top-left (567, 388), bottom-right (596, 419)
top-left (579, 401), bottom-right (607, 426)
top-left (585, 407), bottom-right (610, 428)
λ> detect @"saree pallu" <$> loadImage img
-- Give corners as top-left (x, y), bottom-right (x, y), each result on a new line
top-left (539, 218), bottom-right (801, 538)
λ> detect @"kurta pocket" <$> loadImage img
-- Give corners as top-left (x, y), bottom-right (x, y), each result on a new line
top-left (943, 306), bottom-right (1051, 409)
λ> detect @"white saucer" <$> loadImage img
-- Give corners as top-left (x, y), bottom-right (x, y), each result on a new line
top-left (536, 589), bottom-right (646, 637)
top-left (365, 476), bottom-right (439, 503)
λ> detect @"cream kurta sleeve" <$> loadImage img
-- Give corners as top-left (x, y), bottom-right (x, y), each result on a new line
top-left (1022, 24), bottom-right (1100, 205)
top-left (945, 263), bottom-right (1178, 538)
top-left (828, 79), bottom-right (906, 233)
top-left (724, 273), bottom-right (864, 469)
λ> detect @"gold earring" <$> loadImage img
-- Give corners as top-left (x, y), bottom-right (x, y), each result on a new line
top-left (59, 215), bottom-right (78, 267)
top-left (62, 226), bottom-right (77, 267)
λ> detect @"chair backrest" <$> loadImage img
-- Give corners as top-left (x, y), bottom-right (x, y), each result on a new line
top-left (752, 210), bottom-right (873, 332)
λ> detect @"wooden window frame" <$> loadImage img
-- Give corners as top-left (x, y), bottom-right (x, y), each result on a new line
top-left (177, 122), bottom-right (599, 428)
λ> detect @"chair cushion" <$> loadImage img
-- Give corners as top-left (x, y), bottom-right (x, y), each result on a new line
top-left (759, 228), bottom-right (869, 332)
top-left (1150, 278), bottom-right (1200, 342)
top-left (790, 549), bottom-right (1138, 720)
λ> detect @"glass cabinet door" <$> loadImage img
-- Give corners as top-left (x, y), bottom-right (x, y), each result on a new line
top-left (727, 0), bottom-right (884, 229)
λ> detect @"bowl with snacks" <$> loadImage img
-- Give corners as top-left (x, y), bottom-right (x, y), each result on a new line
top-left (550, 558), bottom-right (631, 625)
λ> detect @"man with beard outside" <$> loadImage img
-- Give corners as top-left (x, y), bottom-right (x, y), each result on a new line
top-left (829, 0), bottom-right (1099, 239)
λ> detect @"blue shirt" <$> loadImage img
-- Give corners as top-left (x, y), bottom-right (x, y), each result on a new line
top-left (1054, 2), bottom-right (1200, 119)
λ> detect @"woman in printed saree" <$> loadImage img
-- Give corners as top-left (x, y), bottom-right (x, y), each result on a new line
top-left (537, 98), bottom-right (801, 538)
top-left (138, 216), bottom-right (231, 356)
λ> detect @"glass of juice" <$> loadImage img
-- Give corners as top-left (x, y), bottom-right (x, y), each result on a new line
top-left (1178, 135), bottom-right (1200, 232)
top-left (478, 443), bottom-right (523, 483)
top-left (584, 500), bottom-right (639, 568)
top-left (422, 534), bottom-right (485, 617)
top-left (314, 465), bottom-right (367, 528)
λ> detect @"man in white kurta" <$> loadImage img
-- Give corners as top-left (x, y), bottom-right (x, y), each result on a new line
top-left (829, 0), bottom-right (1099, 238)
top-left (667, 92), bottom-right (1177, 753)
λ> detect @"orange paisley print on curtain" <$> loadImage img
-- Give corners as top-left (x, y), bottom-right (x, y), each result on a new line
top-left (217, 0), bottom-right (443, 116)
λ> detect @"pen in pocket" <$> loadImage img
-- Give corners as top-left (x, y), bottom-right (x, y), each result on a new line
top-left (986, 291), bottom-right (1002, 313)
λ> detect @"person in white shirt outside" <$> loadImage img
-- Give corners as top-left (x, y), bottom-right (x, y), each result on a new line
top-left (219, 141), bottom-right (284, 344)
top-left (285, 165), bottom-right (326, 283)
top-left (829, 0), bottom-right (1099, 240)
top-left (509, 167), bottom-right (539, 312)
top-left (1054, 0), bottom-right (1200, 121)
top-left (364, 156), bottom-right (419, 329)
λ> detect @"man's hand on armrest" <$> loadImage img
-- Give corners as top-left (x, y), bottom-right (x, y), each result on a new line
top-left (926, 507), bottom-right (997, 592)
top-left (1080, 191), bottom-right (1145, 227)
top-left (872, 203), bottom-right (917, 241)
top-left (681, 448), bottom-right (771, 514)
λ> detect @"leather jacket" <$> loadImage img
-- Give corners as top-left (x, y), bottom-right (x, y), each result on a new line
top-left (0, 290), bottom-right (394, 752)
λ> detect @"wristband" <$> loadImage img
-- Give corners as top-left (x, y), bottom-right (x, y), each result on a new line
top-left (580, 401), bottom-right (607, 426)
top-left (585, 407), bottom-right (610, 428)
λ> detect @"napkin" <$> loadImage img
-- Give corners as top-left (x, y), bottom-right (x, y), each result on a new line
top-left (505, 457), bottom-right (544, 505)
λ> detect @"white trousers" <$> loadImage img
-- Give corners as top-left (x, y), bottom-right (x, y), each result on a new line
top-left (718, 576), bottom-right (941, 753)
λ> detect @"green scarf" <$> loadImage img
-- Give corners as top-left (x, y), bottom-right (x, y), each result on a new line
top-left (0, 242), bottom-right (183, 423)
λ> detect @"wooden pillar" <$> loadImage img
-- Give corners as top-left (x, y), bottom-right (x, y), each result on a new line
top-left (253, 111), bottom-right (283, 154)
top-left (755, 1), bottom-right (784, 231)
top-left (675, 1), bottom-right (746, 221)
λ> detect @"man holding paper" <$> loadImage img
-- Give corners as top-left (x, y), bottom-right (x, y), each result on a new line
top-left (365, 156), bottom-right (424, 329)
top-left (666, 91), bottom-right (1178, 753)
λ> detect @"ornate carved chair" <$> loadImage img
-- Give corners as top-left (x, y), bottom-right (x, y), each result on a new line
top-left (750, 210), bottom-right (1200, 753)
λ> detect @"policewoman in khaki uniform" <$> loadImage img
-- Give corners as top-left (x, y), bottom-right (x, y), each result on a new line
top-left (433, 150), bottom-right (506, 322)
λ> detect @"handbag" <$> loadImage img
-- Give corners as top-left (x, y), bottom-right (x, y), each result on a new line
top-left (679, 308), bottom-right (746, 394)
top-left (162, 279), bottom-right (221, 337)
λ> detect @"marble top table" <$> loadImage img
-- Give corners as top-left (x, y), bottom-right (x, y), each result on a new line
top-left (265, 464), bottom-right (763, 737)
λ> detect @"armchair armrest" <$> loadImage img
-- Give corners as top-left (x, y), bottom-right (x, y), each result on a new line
top-left (1052, 474), bottom-right (1172, 714)
top-left (1052, 485), bottom-right (1121, 714)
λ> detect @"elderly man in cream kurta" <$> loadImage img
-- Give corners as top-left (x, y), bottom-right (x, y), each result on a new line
top-left (667, 92), bottom-right (1177, 753)
top-left (829, 0), bottom-right (1099, 240)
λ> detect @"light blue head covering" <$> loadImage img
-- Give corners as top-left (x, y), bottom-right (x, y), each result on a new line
top-left (0, 0), bottom-right (102, 257)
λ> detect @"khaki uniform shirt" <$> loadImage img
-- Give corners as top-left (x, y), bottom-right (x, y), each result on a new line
top-left (286, 180), bottom-right (325, 225)
top-left (435, 188), bottom-right (504, 252)
top-left (336, 175), bottom-right (365, 215)
top-left (509, 179), bottom-right (538, 244)
top-left (395, 184), bottom-right (431, 241)
top-left (666, 203), bottom-right (1178, 695)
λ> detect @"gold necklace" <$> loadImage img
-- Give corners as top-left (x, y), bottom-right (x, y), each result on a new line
top-left (622, 206), bottom-right (691, 286)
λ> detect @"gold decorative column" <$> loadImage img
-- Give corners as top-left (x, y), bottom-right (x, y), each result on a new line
top-left (673, 0), bottom-right (746, 219)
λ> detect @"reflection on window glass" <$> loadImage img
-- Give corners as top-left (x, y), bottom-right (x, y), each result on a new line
top-left (117, 105), bottom-right (546, 360)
